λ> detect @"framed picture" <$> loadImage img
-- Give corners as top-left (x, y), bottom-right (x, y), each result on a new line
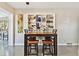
top-left (18, 14), bottom-right (23, 33)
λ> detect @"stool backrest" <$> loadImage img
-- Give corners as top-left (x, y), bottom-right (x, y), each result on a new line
top-left (29, 36), bottom-right (36, 41)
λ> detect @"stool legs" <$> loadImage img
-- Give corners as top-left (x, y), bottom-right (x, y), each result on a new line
top-left (36, 44), bottom-right (38, 56)
top-left (27, 45), bottom-right (31, 55)
top-left (27, 45), bottom-right (29, 55)
top-left (43, 44), bottom-right (44, 56)
top-left (27, 44), bottom-right (53, 56)
top-left (27, 44), bottom-right (38, 56)
top-left (49, 45), bottom-right (53, 56)
top-left (43, 44), bottom-right (53, 56)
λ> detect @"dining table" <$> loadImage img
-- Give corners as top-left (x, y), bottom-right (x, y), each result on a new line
top-left (24, 32), bottom-right (57, 56)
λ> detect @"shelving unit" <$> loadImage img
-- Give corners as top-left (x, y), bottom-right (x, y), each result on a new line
top-left (46, 14), bottom-right (54, 33)
top-left (28, 14), bottom-right (55, 33)
top-left (28, 15), bottom-right (36, 33)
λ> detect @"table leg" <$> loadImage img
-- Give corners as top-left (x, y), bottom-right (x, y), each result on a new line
top-left (24, 34), bottom-right (28, 56)
top-left (54, 35), bottom-right (57, 56)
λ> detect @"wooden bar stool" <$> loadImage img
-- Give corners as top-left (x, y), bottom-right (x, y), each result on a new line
top-left (42, 37), bottom-right (54, 56)
top-left (27, 37), bottom-right (39, 56)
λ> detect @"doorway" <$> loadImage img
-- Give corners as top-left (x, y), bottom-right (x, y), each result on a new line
top-left (0, 8), bottom-right (14, 56)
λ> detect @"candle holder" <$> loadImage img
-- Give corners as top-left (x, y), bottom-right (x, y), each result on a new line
top-left (52, 29), bottom-right (57, 34)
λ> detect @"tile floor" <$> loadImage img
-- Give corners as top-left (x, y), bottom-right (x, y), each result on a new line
top-left (0, 40), bottom-right (79, 56)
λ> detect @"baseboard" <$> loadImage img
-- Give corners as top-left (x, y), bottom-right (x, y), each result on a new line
top-left (58, 43), bottom-right (78, 46)
top-left (15, 43), bottom-right (24, 46)
top-left (14, 43), bottom-right (78, 46)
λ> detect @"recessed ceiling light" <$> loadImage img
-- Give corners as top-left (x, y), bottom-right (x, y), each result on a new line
top-left (26, 2), bottom-right (29, 5)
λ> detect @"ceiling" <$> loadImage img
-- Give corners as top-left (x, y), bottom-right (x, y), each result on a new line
top-left (7, 2), bottom-right (79, 9)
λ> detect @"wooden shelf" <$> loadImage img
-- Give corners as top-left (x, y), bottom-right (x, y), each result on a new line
top-left (28, 14), bottom-right (55, 33)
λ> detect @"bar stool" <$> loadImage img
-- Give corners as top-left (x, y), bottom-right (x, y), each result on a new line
top-left (27, 36), bottom-right (39, 56)
top-left (42, 37), bottom-right (54, 56)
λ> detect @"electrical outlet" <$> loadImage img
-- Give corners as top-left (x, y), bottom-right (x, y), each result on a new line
top-left (66, 43), bottom-right (72, 46)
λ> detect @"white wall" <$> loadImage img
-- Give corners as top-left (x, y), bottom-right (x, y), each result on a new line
top-left (77, 13), bottom-right (79, 45)
top-left (8, 14), bottom-right (13, 46)
top-left (15, 15), bottom-right (24, 45)
top-left (15, 8), bottom-right (79, 45)
top-left (55, 10), bottom-right (78, 45)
